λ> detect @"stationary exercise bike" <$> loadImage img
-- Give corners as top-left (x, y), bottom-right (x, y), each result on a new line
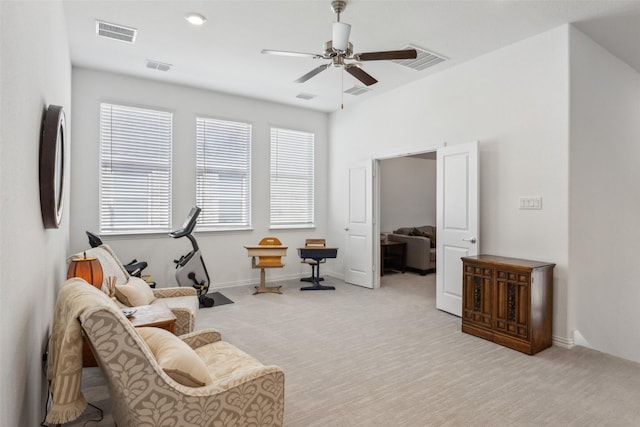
top-left (171, 206), bottom-right (214, 307)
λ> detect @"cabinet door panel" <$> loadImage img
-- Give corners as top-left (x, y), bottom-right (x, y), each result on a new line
top-left (462, 266), bottom-right (492, 328)
top-left (494, 270), bottom-right (530, 339)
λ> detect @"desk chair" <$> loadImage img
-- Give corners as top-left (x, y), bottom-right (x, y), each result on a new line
top-left (252, 237), bottom-right (285, 294)
top-left (301, 239), bottom-right (326, 283)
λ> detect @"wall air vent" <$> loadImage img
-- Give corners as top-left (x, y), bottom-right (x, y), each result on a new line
top-left (394, 44), bottom-right (447, 71)
top-left (296, 93), bottom-right (317, 100)
top-left (96, 20), bottom-right (137, 43)
top-left (344, 85), bottom-right (371, 96)
top-left (146, 60), bottom-right (172, 72)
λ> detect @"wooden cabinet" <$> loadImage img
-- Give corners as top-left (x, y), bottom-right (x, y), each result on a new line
top-left (461, 255), bottom-right (555, 355)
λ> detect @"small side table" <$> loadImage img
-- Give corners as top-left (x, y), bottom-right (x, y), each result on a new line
top-left (83, 303), bottom-right (176, 367)
top-left (380, 241), bottom-right (407, 276)
top-left (127, 304), bottom-right (177, 333)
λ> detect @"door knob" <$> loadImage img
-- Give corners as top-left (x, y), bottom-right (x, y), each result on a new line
top-left (462, 237), bottom-right (477, 244)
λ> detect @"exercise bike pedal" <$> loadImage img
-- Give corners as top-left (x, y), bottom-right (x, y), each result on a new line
top-left (201, 295), bottom-right (214, 307)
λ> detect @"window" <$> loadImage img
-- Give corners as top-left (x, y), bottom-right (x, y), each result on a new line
top-left (99, 103), bottom-right (172, 234)
top-left (270, 127), bottom-right (314, 228)
top-left (196, 117), bottom-right (251, 230)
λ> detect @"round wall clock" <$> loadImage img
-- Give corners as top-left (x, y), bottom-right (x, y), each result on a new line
top-left (39, 104), bottom-right (66, 229)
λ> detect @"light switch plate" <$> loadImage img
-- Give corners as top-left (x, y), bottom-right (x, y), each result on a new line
top-left (519, 197), bottom-right (542, 210)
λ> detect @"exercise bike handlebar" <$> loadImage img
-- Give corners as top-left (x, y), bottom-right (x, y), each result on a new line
top-left (169, 206), bottom-right (201, 238)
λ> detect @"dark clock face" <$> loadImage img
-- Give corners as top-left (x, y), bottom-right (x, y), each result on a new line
top-left (40, 104), bottom-right (66, 229)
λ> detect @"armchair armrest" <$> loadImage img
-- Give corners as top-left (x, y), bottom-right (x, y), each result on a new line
top-left (153, 287), bottom-right (197, 298)
top-left (180, 328), bottom-right (222, 349)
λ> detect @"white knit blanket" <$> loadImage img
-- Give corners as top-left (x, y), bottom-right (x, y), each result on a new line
top-left (46, 278), bottom-right (115, 424)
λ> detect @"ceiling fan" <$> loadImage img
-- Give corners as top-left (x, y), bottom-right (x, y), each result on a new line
top-left (261, 0), bottom-right (417, 87)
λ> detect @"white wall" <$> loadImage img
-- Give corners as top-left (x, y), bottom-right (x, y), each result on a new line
top-left (70, 69), bottom-right (329, 288)
top-left (379, 157), bottom-right (436, 233)
top-left (569, 27), bottom-right (640, 362)
top-left (0, 1), bottom-right (71, 425)
top-left (328, 27), bottom-right (571, 343)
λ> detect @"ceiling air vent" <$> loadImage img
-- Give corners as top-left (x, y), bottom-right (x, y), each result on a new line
top-left (296, 93), bottom-right (316, 100)
top-left (96, 20), bottom-right (137, 43)
top-left (344, 86), bottom-right (372, 96)
top-left (394, 44), bottom-right (446, 71)
top-left (146, 60), bottom-right (172, 72)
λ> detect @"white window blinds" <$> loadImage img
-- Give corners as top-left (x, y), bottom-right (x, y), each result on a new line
top-left (196, 117), bottom-right (252, 230)
top-left (270, 127), bottom-right (314, 228)
top-left (99, 103), bottom-right (172, 234)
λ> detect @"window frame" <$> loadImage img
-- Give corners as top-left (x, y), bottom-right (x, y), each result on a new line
top-left (269, 126), bottom-right (315, 229)
top-left (195, 116), bottom-right (252, 231)
top-left (99, 102), bottom-right (173, 235)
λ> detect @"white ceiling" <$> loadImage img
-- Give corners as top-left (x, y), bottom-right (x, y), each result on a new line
top-left (62, 1), bottom-right (640, 113)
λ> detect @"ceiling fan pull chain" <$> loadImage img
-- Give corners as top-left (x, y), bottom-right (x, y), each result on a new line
top-left (341, 67), bottom-right (344, 110)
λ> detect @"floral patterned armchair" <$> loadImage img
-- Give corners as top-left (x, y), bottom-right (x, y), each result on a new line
top-left (80, 296), bottom-right (285, 426)
top-left (68, 244), bottom-right (199, 335)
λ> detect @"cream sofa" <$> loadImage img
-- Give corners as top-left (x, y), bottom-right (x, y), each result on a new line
top-left (387, 226), bottom-right (436, 274)
top-left (68, 244), bottom-right (199, 335)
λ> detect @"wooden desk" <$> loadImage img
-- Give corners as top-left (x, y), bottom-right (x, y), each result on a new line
top-left (298, 247), bottom-right (338, 290)
top-left (244, 245), bottom-right (288, 294)
top-left (83, 303), bottom-right (176, 367)
top-left (380, 241), bottom-right (407, 276)
top-left (244, 245), bottom-right (288, 258)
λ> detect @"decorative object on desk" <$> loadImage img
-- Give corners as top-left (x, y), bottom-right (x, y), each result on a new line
top-left (244, 237), bottom-right (288, 295)
top-left (67, 252), bottom-right (103, 289)
top-left (39, 104), bottom-right (66, 229)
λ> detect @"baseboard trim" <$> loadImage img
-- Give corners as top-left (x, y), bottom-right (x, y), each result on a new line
top-left (552, 334), bottom-right (574, 349)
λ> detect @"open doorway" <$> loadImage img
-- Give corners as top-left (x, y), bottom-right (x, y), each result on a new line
top-left (346, 142), bottom-right (478, 316)
top-left (377, 151), bottom-right (437, 283)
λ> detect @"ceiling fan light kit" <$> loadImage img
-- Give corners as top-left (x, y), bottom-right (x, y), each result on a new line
top-left (262, 0), bottom-right (417, 90)
top-left (332, 22), bottom-right (351, 51)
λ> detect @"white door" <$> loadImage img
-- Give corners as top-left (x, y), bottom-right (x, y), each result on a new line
top-left (436, 141), bottom-right (479, 316)
top-left (344, 160), bottom-right (374, 288)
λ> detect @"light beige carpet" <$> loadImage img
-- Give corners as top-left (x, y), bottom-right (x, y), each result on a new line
top-left (69, 272), bottom-right (640, 426)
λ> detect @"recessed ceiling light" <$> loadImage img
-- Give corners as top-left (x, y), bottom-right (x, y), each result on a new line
top-left (185, 13), bottom-right (206, 26)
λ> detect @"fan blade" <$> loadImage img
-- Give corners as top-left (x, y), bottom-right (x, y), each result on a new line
top-left (295, 64), bottom-right (330, 83)
top-left (355, 49), bottom-right (417, 61)
top-left (345, 65), bottom-right (378, 86)
top-left (261, 49), bottom-right (321, 59)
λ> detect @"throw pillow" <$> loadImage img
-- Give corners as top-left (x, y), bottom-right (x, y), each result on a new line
top-left (137, 327), bottom-right (212, 387)
top-left (115, 277), bottom-right (156, 307)
top-left (410, 227), bottom-right (424, 236)
top-left (411, 227), bottom-right (436, 247)
top-left (394, 227), bottom-right (413, 236)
